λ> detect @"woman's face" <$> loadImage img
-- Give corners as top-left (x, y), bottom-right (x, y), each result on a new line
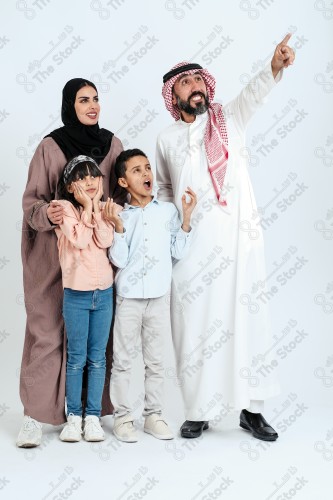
top-left (74, 85), bottom-right (100, 125)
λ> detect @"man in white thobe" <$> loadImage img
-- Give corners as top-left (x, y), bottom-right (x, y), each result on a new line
top-left (156, 35), bottom-right (295, 440)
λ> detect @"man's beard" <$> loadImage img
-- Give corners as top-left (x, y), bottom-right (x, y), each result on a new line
top-left (176, 91), bottom-right (209, 116)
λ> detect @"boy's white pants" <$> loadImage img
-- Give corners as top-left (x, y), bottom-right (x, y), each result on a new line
top-left (110, 294), bottom-right (170, 418)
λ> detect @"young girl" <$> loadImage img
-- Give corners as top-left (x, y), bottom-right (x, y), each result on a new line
top-left (55, 155), bottom-right (118, 443)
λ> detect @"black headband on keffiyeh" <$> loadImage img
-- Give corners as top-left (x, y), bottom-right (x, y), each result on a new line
top-left (163, 63), bottom-right (203, 83)
top-left (162, 61), bottom-right (229, 206)
top-left (45, 78), bottom-right (113, 165)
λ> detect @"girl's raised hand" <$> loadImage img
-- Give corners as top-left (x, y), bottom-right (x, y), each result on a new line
top-left (92, 177), bottom-right (104, 213)
top-left (93, 177), bottom-right (104, 203)
top-left (72, 182), bottom-right (92, 209)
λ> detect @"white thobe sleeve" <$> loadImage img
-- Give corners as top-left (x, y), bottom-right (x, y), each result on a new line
top-left (225, 63), bottom-right (283, 132)
top-left (156, 136), bottom-right (174, 202)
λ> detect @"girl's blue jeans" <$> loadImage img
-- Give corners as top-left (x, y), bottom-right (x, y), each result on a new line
top-left (63, 286), bottom-right (113, 417)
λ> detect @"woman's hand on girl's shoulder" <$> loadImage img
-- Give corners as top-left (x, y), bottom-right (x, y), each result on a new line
top-left (47, 200), bottom-right (65, 226)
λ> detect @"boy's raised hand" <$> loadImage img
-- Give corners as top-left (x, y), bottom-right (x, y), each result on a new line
top-left (103, 198), bottom-right (124, 233)
top-left (182, 187), bottom-right (197, 215)
top-left (181, 187), bottom-right (197, 232)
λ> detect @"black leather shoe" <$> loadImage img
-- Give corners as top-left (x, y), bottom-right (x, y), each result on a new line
top-left (239, 409), bottom-right (278, 441)
top-left (180, 420), bottom-right (209, 438)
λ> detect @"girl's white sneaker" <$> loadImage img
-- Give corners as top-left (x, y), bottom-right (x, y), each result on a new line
top-left (83, 416), bottom-right (105, 442)
top-left (59, 414), bottom-right (82, 442)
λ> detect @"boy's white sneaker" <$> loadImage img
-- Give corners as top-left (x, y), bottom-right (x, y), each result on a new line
top-left (83, 416), bottom-right (105, 442)
top-left (113, 414), bottom-right (138, 443)
top-left (144, 414), bottom-right (174, 440)
top-left (16, 416), bottom-right (42, 448)
top-left (59, 414), bottom-right (82, 442)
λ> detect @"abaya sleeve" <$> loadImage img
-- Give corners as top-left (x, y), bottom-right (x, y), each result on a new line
top-left (22, 138), bottom-right (67, 232)
top-left (107, 136), bottom-right (128, 206)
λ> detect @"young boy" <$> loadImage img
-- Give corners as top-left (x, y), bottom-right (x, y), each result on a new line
top-left (105, 148), bottom-right (196, 442)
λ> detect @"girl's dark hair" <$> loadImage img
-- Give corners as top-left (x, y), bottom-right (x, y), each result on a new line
top-left (114, 148), bottom-right (148, 179)
top-left (57, 159), bottom-right (103, 209)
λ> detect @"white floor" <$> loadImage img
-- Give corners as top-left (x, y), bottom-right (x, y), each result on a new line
top-left (1, 405), bottom-right (332, 500)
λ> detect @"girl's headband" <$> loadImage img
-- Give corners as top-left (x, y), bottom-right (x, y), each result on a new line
top-left (63, 155), bottom-right (99, 183)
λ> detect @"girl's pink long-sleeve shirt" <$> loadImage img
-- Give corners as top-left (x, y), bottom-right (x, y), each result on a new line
top-left (55, 200), bottom-right (114, 291)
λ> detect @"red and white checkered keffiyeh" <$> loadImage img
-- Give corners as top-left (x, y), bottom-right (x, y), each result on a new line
top-left (162, 61), bottom-right (229, 206)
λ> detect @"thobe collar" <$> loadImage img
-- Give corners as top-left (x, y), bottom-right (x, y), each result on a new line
top-left (178, 111), bottom-right (208, 127)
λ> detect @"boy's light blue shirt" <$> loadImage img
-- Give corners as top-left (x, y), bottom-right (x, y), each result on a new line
top-left (108, 198), bottom-right (192, 298)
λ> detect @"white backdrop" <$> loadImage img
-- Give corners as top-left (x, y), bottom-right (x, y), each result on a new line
top-left (1, 1), bottom-right (333, 499)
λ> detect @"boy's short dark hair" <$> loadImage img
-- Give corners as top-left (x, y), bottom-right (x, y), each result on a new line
top-left (114, 149), bottom-right (148, 179)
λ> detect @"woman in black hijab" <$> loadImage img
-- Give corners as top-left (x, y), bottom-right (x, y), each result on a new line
top-left (17, 78), bottom-right (125, 448)
top-left (48, 78), bottom-right (113, 164)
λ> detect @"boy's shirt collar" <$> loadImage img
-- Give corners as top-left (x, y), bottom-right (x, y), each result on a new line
top-left (123, 196), bottom-right (159, 211)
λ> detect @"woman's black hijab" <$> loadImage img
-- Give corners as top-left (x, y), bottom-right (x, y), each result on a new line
top-left (46, 78), bottom-right (113, 164)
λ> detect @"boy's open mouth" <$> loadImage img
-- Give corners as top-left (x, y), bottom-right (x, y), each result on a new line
top-left (143, 180), bottom-right (151, 189)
